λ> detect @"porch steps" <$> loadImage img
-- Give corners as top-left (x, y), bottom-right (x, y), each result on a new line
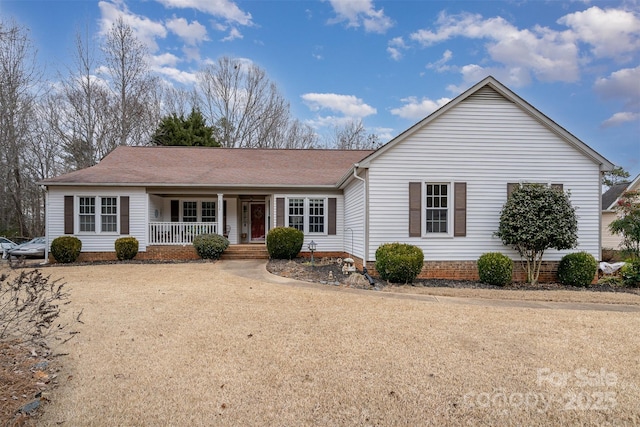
top-left (221, 244), bottom-right (269, 260)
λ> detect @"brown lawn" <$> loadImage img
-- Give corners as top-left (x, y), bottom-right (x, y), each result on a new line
top-left (17, 263), bottom-right (640, 426)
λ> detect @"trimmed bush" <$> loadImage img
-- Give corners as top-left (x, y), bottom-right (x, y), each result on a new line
top-left (50, 236), bottom-right (82, 263)
top-left (477, 252), bottom-right (513, 286)
top-left (115, 237), bottom-right (139, 261)
top-left (621, 259), bottom-right (640, 287)
top-left (375, 243), bottom-right (424, 284)
top-left (557, 252), bottom-right (597, 287)
top-left (266, 227), bottom-right (304, 260)
top-left (193, 233), bottom-right (229, 260)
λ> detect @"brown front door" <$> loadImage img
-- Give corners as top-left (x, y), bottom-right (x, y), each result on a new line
top-left (250, 203), bottom-right (266, 241)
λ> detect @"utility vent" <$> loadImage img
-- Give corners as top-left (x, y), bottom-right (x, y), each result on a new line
top-left (464, 86), bottom-right (510, 103)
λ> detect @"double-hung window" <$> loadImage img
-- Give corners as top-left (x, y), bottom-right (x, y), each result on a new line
top-left (78, 196), bottom-right (118, 233)
top-left (288, 198), bottom-right (305, 231)
top-left (201, 201), bottom-right (216, 222)
top-left (286, 197), bottom-right (326, 234)
top-left (425, 183), bottom-right (448, 234)
top-left (308, 199), bottom-right (325, 233)
top-left (182, 201), bottom-right (197, 222)
top-left (79, 197), bottom-right (96, 232)
top-left (101, 197), bottom-right (118, 232)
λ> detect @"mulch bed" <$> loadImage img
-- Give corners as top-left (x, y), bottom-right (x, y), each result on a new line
top-left (267, 257), bottom-right (640, 295)
top-left (0, 340), bottom-right (59, 426)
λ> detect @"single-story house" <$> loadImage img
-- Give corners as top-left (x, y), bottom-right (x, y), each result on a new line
top-left (602, 174), bottom-right (640, 250)
top-left (41, 76), bottom-right (614, 281)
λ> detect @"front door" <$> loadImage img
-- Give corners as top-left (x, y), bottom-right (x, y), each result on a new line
top-left (250, 203), bottom-right (266, 241)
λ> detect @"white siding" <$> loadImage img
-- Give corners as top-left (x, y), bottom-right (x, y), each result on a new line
top-left (149, 195), bottom-right (164, 221)
top-left (343, 176), bottom-right (365, 259)
top-left (226, 197), bottom-right (239, 244)
top-left (47, 186), bottom-right (148, 252)
top-left (602, 212), bottom-right (622, 249)
top-left (367, 88), bottom-right (603, 262)
top-left (272, 193), bottom-right (345, 252)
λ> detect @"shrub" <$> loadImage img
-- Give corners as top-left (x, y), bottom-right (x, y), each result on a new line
top-left (477, 252), bottom-right (513, 286)
top-left (266, 227), bottom-right (304, 260)
top-left (115, 237), bottom-right (139, 261)
top-left (621, 259), bottom-right (640, 287)
top-left (50, 236), bottom-right (82, 263)
top-left (193, 233), bottom-right (229, 260)
top-left (597, 275), bottom-right (623, 287)
top-left (557, 252), bottom-right (597, 287)
top-left (375, 243), bottom-right (424, 284)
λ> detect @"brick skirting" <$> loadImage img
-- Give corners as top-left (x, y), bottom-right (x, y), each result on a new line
top-left (364, 260), bottom-right (562, 283)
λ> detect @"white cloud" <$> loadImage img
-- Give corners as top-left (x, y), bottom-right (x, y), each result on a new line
top-left (601, 112), bottom-right (640, 128)
top-left (390, 96), bottom-right (451, 120)
top-left (409, 11), bottom-right (580, 83)
top-left (154, 0), bottom-right (252, 26)
top-left (166, 17), bottom-right (208, 45)
top-left (327, 0), bottom-right (393, 34)
top-left (559, 6), bottom-right (640, 61)
top-left (150, 52), bottom-right (181, 67)
top-left (426, 50), bottom-right (453, 72)
top-left (301, 93), bottom-right (376, 117)
top-left (221, 27), bottom-right (243, 42)
top-left (387, 37), bottom-right (407, 61)
top-left (98, 1), bottom-right (167, 51)
top-left (594, 66), bottom-right (640, 109)
top-left (152, 66), bottom-right (198, 84)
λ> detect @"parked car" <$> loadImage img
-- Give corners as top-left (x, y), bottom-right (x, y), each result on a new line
top-left (1, 237), bottom-right (18, 259)
top-left (7, 237), bottom-right (46, 259)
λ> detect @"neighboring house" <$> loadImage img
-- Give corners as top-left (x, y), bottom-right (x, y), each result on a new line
top-left (602, 174), bottom-right (640, 249)
top-left (41, 76), bottom-right (614, 281)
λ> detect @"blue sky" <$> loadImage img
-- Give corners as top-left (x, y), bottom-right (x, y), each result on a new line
top-left (2, 0), bottom-right (639, 177)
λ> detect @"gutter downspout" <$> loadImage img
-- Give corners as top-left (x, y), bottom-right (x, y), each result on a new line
top-left (352, 163), bottom-right (366, 266)
top-left (41, 185), bottom-right (49, 265)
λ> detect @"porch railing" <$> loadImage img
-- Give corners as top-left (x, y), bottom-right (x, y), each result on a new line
top-left (149, 222), bottom-right (218, 245)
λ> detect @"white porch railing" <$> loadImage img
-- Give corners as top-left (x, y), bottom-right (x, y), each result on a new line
top-left (149, 222), bottom-right (218, 245)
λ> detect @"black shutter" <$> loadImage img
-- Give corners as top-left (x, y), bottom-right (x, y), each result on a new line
top-left (328, 198), bottom-right (337, 235)
top-left (409, 182), bottom-right (421, 237)
top-left (170, 200), bottom-right (179, 222)
top-left (64, 196), bottom-right (74, 234)
top-left (454, 183), bottom-right (467, 237)
top-left (120, 196), bottom-right (130, 235)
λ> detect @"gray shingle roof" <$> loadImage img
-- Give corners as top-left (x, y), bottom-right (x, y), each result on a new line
top-left (602, 181), bottom-right (630, 211)
top-left (42, 146), bottom-right (374, 188)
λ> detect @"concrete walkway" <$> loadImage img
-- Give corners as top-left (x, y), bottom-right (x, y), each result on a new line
top-left (217, 259), bottom-right (640, 313)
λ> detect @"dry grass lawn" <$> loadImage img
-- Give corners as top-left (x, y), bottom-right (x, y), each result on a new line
top-left (12, 263), bottom-right (639, 426)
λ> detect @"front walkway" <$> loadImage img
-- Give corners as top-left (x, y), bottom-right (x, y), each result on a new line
top-left (217, 259), bottom-right (640, 313)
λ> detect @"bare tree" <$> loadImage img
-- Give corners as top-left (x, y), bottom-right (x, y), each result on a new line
top-left (0, 21), bottom-right (40, 236)
top-left (102, 17), bottom-right (158, 148)
top-left (331, 119), bottom-right (381, 150)
top-left (197, 57), bottom-right (298, 148)
top-left (48, 29), bottom-right (114, 169)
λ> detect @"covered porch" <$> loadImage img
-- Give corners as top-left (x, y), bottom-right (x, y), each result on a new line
top-left (147, 192), bottom-right (272, 246)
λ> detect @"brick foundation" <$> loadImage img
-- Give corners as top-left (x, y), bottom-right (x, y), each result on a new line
top-left (365, 260), bottom-right (563, 283)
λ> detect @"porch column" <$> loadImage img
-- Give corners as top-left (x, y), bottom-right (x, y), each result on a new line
top-left (217, 193), bottom-right (224, 236)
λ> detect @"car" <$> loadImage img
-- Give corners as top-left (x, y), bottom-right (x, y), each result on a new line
top-left (7, 237), bottom-right (46, 259)
top-left (1, 237), bottom-right (18, 259)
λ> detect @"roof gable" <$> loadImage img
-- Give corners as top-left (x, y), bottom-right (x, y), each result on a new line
top-left (602, 173), bottom-right (640, 211)
top-left (357, 76), bottom-right (613, 171)
top-left (42, 146), bottom-right (373, 188)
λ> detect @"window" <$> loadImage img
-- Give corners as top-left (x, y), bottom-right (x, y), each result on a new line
top-left (425, 184), bottom-right (448, 233)
top-left (79, 197), bottom-right (96, 232)
top-left (308, 199), bottom-right (325, 233)
top-left (101, 197), bottom-right (118, 232)
top-left (288, 198), bottom-right (304, 231)
top-left (201, 201), bottom-right (216, 222)
top-left (183, 201), bottom-right (197, 222)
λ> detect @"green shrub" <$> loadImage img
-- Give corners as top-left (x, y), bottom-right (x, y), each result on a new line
top-left (477, 252), bottom-right (513, 286)
top-left (193, 233), bottom-right (229, 260)
top-left (266, 227), bottom-right (304, 260)
top-left (621, 259), bottom-right (640, 287)
top-left (375, 243), bottom-right (424, 284)
top-left (50, 236), bottom-right (82, 263)
top-left (557, 252), bottom-right (597, 287)
top-left (115, 237), bottom-right (139, 261)
top-left (597, 275), bottom-right (623, 287)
